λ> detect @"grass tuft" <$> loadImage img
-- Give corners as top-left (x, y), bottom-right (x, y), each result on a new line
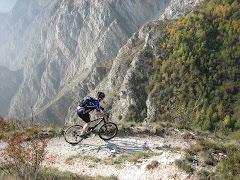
top-left (146, 160), bottom-right (159, 170)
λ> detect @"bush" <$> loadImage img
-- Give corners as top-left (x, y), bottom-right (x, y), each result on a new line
top-left (175, 159), bottom-right (194, 173)
top-left (146, 160), bottom-right (159, 170)
top-left (36, 167), bottom-right (118, 180)
top-left (0, 132), bottom-right (48, 180)
top-left (197, 170), bottom-right (210, 180)
top-left (216, 152), bottom-right (240, 179)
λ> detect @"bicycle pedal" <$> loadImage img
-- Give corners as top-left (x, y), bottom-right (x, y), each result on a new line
top-left (80, 134), bottom-right (90, 139)
top-left (82, 135), bottom-right (89, 139)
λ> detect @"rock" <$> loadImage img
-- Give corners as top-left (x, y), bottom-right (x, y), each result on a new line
top-left (155, 146), bottom-right (163, 150)
top-left (0, 0), bottom-right (204, 125)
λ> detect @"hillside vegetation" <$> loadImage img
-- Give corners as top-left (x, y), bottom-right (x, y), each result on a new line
top-left (129, 0), bottom-right (240, 133)
top-left (1, 0), bottom-right (240, 179)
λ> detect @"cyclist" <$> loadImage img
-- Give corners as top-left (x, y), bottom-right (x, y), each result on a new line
top-left (77, 92), bottom-right (108, 137)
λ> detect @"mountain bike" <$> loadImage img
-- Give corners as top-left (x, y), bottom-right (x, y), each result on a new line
top-left (64, 111), bottom-right (118, 144)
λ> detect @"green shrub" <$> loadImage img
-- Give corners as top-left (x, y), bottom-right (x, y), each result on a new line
top-left (197, 170), bottom-right (210, 180)
top-left (36, 167), bottom-right (118, 180)
top-left (103, 154), bottom-right (131, 165)
top-left (65, 155), bottom-right (101, 165)
top-left (216, 152), bottom-right (240, 179)
top-left (146, 160), bottom-right (159, 170)
top-left (175, 159), bottom-right (194, 173)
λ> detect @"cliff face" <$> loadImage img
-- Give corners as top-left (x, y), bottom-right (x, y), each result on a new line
top-left (0, 66), bottom-right (22, 117)
top-left (65, 0), bottom-right (203, 125)
top-left (0, 0), bottom-right (203, 125)
top-left (65, 20), bottom-right (166, 124)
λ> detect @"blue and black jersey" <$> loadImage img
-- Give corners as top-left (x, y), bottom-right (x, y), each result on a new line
top-left (77, 98), bottom-right (100, 114)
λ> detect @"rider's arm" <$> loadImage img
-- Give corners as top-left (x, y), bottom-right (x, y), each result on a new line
top-left (97, 111), bottom-right (107, 118)
top-left (94, 99), bottom-right (107, 118)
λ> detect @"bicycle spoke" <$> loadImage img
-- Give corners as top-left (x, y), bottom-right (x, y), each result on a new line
top-left (98, 122), bottom-right (118, 140)
top-left (64, 125), bottom-right (84, 144)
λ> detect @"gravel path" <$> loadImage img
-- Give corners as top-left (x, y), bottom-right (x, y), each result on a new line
top-left (43, 131), bottom-right (198, 180)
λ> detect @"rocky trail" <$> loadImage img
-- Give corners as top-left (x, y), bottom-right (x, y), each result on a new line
top-left (43, 130), bottom-right (199, 180)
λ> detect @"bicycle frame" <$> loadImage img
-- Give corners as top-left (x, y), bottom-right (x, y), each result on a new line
top-left (89, 117), bottom-right (106, 131)
top-left (64, 115), bottom-right (118, 144)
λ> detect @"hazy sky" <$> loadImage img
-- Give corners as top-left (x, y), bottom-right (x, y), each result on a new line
top-left (0, 0), bottom-right (17, 13)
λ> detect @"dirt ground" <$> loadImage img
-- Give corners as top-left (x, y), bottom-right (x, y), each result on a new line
top-left (43, 130), bottom-right (198, 180)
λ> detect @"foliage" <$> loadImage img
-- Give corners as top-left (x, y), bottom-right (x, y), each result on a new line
top-left (65, 155), bottom-right (101, 165)
top-left (0, 117), bottom-right (49, 180)
top-left (146, 160), bottom-right (159, 170)
top-left (65, 152), bottom-right (158, 167)
top-left (163, 0), bottom-right (240, 131)
top-left (128, 0), bottom-right (240, 132)
top-left (181, 138), bottom-right (240, 179)
top-left (0, 132), bottom-right (48, 180)
top-left (104, 152), bottom-right (158, 165)
top-left (175, 159), bottom-right (194, 173)
top-left (216, 152), bottom-right (240, 179)
top-left (1, 167), bottom-right (118, 180)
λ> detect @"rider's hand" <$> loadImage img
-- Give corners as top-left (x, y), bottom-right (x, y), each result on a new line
top-left (103, 114), bottom-right (108, 119)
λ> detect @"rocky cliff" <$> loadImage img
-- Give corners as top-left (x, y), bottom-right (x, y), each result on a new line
top-left (65, 20), bottom-right (168, 124)
top-left (0, 66), bottom-right (22, 117)
top-left (0, 0), bottom-right (203, 125)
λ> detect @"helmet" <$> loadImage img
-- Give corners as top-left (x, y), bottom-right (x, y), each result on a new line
top-left (97, 92), bottom-right (105, 99)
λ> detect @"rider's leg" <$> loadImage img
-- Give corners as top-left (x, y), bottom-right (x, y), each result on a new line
top-left (77, 111), bottom-right (91, 135)
top-left (81, 113), bottom-right (91, 135)
top-left (82, 122), bottom-right (91, 135)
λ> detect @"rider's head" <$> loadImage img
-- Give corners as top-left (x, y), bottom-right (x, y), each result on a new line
top-left (97, 92), bottom-right (105, 101)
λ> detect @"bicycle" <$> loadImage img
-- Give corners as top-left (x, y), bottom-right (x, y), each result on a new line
top-left (64, 109), bottom-right (118, 144)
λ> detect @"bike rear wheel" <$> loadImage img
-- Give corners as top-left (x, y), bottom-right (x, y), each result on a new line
top-left (64, 125), bottom-right (84, 144)
top-left (98, 122), bottom-right (118, 140)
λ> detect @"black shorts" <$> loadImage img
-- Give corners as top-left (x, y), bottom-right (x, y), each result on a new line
top-left (77, 110), bottom-right (90, 123)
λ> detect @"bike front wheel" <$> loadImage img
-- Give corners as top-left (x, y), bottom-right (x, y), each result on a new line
top-left (98, 122), bottom-right (118, 140)
top-left (64, 125), bottom-right (84, 144)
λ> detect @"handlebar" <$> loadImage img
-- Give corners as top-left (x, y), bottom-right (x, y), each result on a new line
top-left (100, 106), bottom-right (109, 117)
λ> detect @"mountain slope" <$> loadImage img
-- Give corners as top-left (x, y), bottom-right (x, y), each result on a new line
top-left (75, 0), bottom-right (240, 132)
top-left (1, 0), bottom-right (169, 122)
top-left (0, 0), bottom-right (204, 124)
top-left (0, 66), bottom-right (22, 117)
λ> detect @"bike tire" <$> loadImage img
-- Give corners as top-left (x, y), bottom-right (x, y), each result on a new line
top-left (98, 122), bottom-right (118, 140)
top-left (64, 125), bottom-right (84, 144)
